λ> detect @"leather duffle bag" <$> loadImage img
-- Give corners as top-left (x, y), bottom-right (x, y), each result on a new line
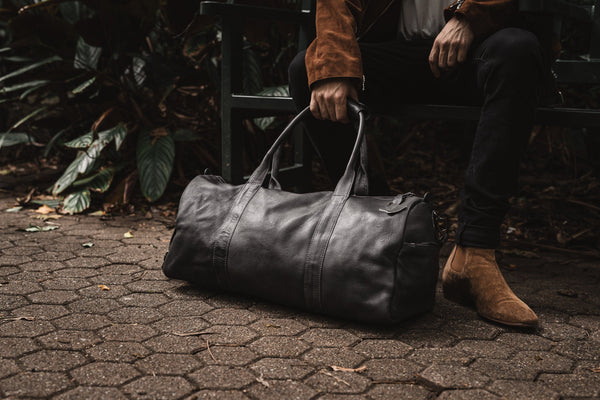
top-left (162, 101), bottom-right (443, 324)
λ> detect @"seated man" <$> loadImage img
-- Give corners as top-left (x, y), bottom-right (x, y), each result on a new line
top-left (288, 0), bottom-right (551, 327)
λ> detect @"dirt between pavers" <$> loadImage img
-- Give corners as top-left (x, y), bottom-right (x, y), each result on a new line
top-left (1, 192), bottom-right (600, 400)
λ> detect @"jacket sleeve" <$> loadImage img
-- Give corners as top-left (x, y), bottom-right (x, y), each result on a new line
top-left (305, 0), bottom-right (364, 88)
top-left (444, 0), bottom-right (517, 38)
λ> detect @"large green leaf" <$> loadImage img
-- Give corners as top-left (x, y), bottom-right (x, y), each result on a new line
top-left (72, 168), bottom-right (114, 193)
top-left (52, 152), bottom-right (84, 195)
top-left (74, 37), bottom-right (101, 70)
top-left (62, 189), bottom-right (91, 214)
top-left (0, 132), bottom-right (35, 148)
top-left (64, 131), bottom-right (93, 148)
top-left (137, 132), bottom-right (175, 202)
top-left (0, 55), bottom-right (61, 83)
top-left (253, 85), bottom-right (290, 131)
top-left (98, 124), bottom-right (127, 150)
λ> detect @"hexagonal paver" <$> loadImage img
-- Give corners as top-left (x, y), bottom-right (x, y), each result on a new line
top-left (53, 313), bottom-right (112, 330)
top-left (21, 261), bottom-right (67, 272)
top-left (183, 390), bottom-right (251, 400)
top-left (367, 384), bottom-right (432, 400)
top-left (20, 350), bottom-right (87, 372)
top-left (123, 376), bottom-right (193, 400)
top-left (135, 353), bottom-right (201, 375)
top-left (0, 294), bottom-right (28, 310)
top-left (495, 332), bottom-right (554, 351)
top-left (553, 340), bottom-right (600, 361)
top-left (395, 330), bottom-right (455, 348)
top-left (538, 373), bottom-right (600, 398)
top-left (0, 280), bottom-right (42, 295)
top-left (65, 257), bottom-right (110, 268)
top-left (0, 359), bottom-right (19, 378)
top-left (200, 325), bottom-right (259, 345)
top-left (245, 381), bottom-right (316, 400)
top-left (37, 330), bottom-right (101, 350)
top-left (0, 319), bottom-right (54, 337)
top-left (569, 315), bottom-right (600, 331)
top-left (106, 247), bottom-right (155, 263)
top-left (12, 304), bottom-right (69, 320)
top-left (32, 252), bottom-right (75, 262)
top-left (86, 341), bottom-right (151, 362)
top-left (107, 307), bottom-right (163, 324)
top-left (126, 280), bottom-right (178, 293)
top-left (118, 293), bottom-right (170, 308)
top-left (363, 359), bottom-right (424, 381)
top-left (158, 300), bottom-right (214, 317)
top-left (303, 347), bottom-right (365, 368)
top-left (488, 380), bottom-right (560, 400)
top-left (248, 318), bottom-right (307, 336)
top-left (418, 364), bottom-right (490, 389)
top-left (250, 358), bottom-right (314, 379)
top-left (304, 369), bottom-right (371, 394)
top-left (249, 336), bottom-right (310, 357)
top-left (437, 389), bottom-right (501, 400)
top-left (0, 372), bottom-right (72, 398)
top-left (452, 339), bottom-right (515, 359)
top-left (203, 309), bottom-right (258, 325)
top-left (300, 329), bottom-right (360, 347)
top-left (99, 324), bottom-right (157, 342)
top-left (188, 366), bottom-right (255, 389)
top-left (52, 268), bottom-right (99, 278)
top-left (41, 278), bottom-right (91, 290)
top-left (0, 255), bottom-right (33, 265)
top-left (196, 345), bottom-right (258, 366)
top-left (78, 284), bottom-right (131, 299)
top-left (151, 316), bottom-right (210, 335)
top-left (408, 348), bottom-right (473, 366)
top-left (27, 290), bottom-right (79, 305)
top-left (144, 334), bottom-right (206, 354)
top-left (54, 387), bottom-right (128, 400)
top-left (0, 337), bottom-right (39, 357)
top-left (353, 339), bottom-right (412, 358)
top-left (68, 298), bottom-right (121, 314)
top-left (539, 322), bottom-right (588, 341)
top-left (71, 362), bottom-right (140, 386)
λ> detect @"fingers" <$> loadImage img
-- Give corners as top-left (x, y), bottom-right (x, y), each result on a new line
top-left (429, 43), bottom-right (441, 78)
top-left (310, 79), bottom-right (356, 123)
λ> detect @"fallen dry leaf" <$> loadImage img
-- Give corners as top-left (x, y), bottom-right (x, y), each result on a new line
top-left (123, 231), bottom-right (134, 238)
top-left (97, 285), bottom-right (110, 291)
top-left (331, 365), bottom-right (367, 373)
top-left (82, 242), bottom-right (94, 248)
top-left (591, 367), bottom-right (600, 373)
top-left (5, 206), bottom-right (22, 213)
top-left (35, 204), bottom-right (55, 214)
top-left (31, 214), bottom-right (62, 220)
top-left (88, 210), bottom-right (105, 217)
top-left (320, 370), bottom-right (351, 387)
top-left (256, 374), bottom-right (270, 388)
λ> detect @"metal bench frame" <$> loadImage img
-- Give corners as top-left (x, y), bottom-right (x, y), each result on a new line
top-left (201, 0), bottom-right (600, 184)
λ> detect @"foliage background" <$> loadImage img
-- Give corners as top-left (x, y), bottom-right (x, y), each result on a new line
top-left (0, 0), bottom-right (598, 252)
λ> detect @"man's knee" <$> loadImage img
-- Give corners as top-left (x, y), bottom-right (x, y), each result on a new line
top-left (484, 28), bottom-right (543, 67)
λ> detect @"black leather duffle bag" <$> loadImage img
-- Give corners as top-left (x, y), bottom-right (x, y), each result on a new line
top-left (163, 102), bottom-right (443, 324)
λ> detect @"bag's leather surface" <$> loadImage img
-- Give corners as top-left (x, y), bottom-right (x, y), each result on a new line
top-left (163, 104), bottom-right (442, 324)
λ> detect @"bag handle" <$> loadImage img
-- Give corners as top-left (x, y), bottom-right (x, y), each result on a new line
top-left (251, 99), bottom-right (370, 196)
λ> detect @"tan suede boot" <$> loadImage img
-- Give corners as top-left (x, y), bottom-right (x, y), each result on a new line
top-left (442, 245), bottom-right (538, 327)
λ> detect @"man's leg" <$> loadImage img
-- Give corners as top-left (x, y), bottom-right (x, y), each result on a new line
top-left (442, 27), bottom-right (546, 327)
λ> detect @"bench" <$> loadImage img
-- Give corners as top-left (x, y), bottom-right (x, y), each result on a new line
top-left (200, 0), bottom-right (600, 185)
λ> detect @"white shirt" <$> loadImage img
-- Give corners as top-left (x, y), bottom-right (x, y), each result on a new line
top-left (398, 0), bottom-right (448, 40)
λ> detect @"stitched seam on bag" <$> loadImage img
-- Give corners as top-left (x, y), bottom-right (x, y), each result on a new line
top-left (211, 184), bottom-right (260, 289)
top-left (303, 198), bottom-right (334, 310)
top-left (390, 198), bottom-right (423, 321)
top-left (314, 196), bottom-right (349, 312)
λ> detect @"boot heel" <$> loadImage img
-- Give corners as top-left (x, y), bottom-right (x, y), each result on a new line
top-left (442, 275), bottom-right (475, 307)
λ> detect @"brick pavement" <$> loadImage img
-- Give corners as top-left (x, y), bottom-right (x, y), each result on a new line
top-left (1, 192), bottom-right (599, 399)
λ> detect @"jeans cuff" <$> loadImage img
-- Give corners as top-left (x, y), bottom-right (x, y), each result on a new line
top-left (455, 223), bottom-right (500, 249)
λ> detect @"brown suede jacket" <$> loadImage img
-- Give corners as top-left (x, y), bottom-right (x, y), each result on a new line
top-left (305, 0), bottom-right (518, 87)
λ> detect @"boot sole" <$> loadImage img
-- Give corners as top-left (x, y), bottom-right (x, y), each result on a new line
top-left (479, 314), bottom-right (539, 328)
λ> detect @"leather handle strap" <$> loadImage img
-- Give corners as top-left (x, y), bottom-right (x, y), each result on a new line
top-left (259, 100), bottom-right (370, 195)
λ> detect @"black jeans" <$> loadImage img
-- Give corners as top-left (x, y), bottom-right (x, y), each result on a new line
top-left (288, 28), bottom-right (547, 249)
